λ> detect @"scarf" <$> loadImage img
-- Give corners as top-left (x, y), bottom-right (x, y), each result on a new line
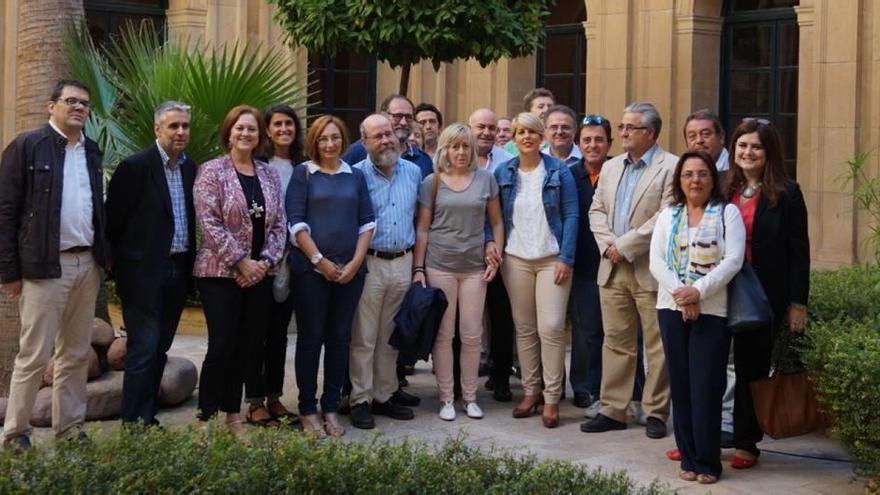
top-left (666, 201), bottom-right (724, 285)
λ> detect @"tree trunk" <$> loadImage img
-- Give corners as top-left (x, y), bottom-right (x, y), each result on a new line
top-left (398, 62), bottom-right (411, 97)
top-left (1, 0), bottom-right (85, 397)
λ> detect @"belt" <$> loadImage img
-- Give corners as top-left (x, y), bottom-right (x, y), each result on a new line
top-left (367, 247), bottom-right (413, 260)
top-left (61, 245), bottom-right (90, 253)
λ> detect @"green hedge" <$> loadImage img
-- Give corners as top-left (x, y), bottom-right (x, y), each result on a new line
top-left (0, 426), bottom-right (670, 495)
top-left (804, 266), bottom-right (880, 485)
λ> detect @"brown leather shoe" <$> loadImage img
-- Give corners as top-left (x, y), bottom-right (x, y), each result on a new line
top-left (512, 395), bottom-right (544, 418)
top-left (542, 403), bottom-right (559, 428)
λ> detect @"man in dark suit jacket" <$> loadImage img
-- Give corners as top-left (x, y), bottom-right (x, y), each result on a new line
top-left (106, 101), bottom-right (197, 427)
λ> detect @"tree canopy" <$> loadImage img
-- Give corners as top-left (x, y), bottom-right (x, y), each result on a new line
top-left (269, 0), bottom-right (555, 95)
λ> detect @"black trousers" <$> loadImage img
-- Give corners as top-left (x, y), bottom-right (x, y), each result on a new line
top-left (245, 294), bottom-right (295, 402)
top-left (197, 277), bottom-right (272, 420)
top-left (487, 274), bottom-right (515, 382)
top-left (120, 255), bottom-right (189, 425)
top-left (732, 319), bottom-right (776, 454)
top-left (658, 309), bottom-right (730, 477)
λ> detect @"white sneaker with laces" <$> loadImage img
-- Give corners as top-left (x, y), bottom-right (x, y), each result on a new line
top-left (463, 401), bottom-right (484, 419)
top-left (439, 401), bottom-right (456, 421)
top-left (584, 399), bottom-right (602, 419)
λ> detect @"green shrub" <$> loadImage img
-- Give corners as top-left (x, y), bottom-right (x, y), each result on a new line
top-left (0, 426), bottom-right (670, 495)
top-left (803, 264), bottom-right (880, 487)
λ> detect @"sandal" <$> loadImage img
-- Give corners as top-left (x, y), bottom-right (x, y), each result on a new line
top-left (267, 401), bottom-right (299, 424)
top-left (246, 405), bottom-right (279, 427)
top-left (679, 470), bottom-right (697, 482)
top-left (226, 419), bottom-right (245, 436)
top-left (322, 412), bottom-right (345, 438)
top-left (299, 414), bottom-right (326, 439)
top-left (697, 474), bottom-right (718, 484)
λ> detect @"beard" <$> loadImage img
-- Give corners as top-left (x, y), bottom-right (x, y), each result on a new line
top-left (370, 147), bottom-right (400, 168)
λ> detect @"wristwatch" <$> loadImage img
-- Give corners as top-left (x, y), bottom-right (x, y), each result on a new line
top-left (310, 252), bottom-right (324, 265)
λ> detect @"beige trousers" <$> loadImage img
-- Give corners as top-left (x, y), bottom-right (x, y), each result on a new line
top-left (427, 268), bottom-right (486, 403)
top-left (349, 253), bottom-right (411, 405)
top-left (598, 261), bottom-right (670, 423)
top-left (3, 251), bottom-right (100, 440)
top-left (502, 255), bottom-right (571, 405)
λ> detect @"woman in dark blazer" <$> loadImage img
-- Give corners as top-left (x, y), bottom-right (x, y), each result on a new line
top-left (725, 118), bottom-right (810, 469)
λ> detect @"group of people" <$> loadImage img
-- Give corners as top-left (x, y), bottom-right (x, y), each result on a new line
top-left (0, 80), bottom-right (810, 485)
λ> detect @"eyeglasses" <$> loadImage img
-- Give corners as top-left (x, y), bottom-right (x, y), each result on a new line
top-left (617, 124), bottom-right (648, 133)
top-left (547, 124), bottom-right (573, 133)
top-left (582, 115), bottom-right (607, 126)
top-left (388, 112), bottom-right (414, 122)
top-left (58, 97), bottom-right (91, 109)
top-left (681, 170), bottom-right (712, 181)
top-left (742, 117), bottom-right (771, 125)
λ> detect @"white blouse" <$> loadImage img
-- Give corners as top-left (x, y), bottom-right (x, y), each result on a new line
top-left (505, 165), bottom-right (560, 260)
top-left (649, 203), bottom-right (745, 317)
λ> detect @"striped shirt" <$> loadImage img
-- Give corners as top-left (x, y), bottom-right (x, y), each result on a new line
top-left (156, 140), bottom-right (189, 254)
top-left (353, 156), bottom-right (421, 252)
top-left (613, 143), bottom-right (658, 238)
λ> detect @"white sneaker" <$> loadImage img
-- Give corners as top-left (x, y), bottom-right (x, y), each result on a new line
top-left (584, 399), bottom-right (602, 419)
top-left (629, 400), bottom-right (647, 426)
top-left (439, 401), bottom-right (456, 421)
top-left (463, 401), bottom-right (484, 419)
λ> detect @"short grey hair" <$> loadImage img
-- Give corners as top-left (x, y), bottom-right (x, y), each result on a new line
top-left (433, 123), bottom-right (478, 174)
top-left (623, 101), bottom-right (662, 138)
top-left (360, 113), bottom-right (391, 139)
top-left (154, 101), bottom-right (192, 124)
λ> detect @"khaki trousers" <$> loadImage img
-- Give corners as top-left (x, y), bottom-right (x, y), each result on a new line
top-left (598, 262), bottom-right (670, 423)
top-left (502, 255), bottom-right (571, 405)
top-left (3, 251), bottom-right (100, 440)
top-left (349, 253), bottom-right (411, 405)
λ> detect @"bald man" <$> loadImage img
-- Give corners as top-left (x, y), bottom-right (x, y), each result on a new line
top-left (468, 108), bottom-right (513, 173)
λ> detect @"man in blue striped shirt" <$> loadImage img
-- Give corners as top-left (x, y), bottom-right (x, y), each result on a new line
top-left (349, 114), bottom-right (422, 429)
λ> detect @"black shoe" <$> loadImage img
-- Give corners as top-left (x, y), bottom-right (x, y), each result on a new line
top-left (720, 430), bottom-right (735, 449)
top-left (391, 389), bottom-right (421, 407)
top-left (372, 400), bottom-right (415, 420)
top-left (349, 402), bottom-right (375, 429)
top-left (493, 379), bottom-right (512, 402)
top-left (572, 393), bottom-right (591, 408)
top-left (645, 417), bottom-right (668, 439)
top-left (580, 413), bottom-right (627, 433)
top-left (3, 435), bottom-right (31, 452)
top-left (484, 376), bottom-right (495, 391)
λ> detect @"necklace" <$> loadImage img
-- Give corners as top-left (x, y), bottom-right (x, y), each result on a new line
top-left (742, 182), bottom-right (763, 199)
top-left (238, 170), bottom-right (264, 219)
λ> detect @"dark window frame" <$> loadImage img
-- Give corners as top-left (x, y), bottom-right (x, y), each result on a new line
top-left (84, 0), bottom-right (167, 47)
top-left (307, 54), bottom-right (377, 138)
top-left (535, 23), bottom-right (587, 116)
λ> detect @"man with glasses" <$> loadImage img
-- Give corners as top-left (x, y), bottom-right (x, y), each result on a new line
top-left (106, 101), bottom-right (196, 428)
top-left (583, 102), bottom-right (676, 439)
top-left (0, 80), bottom-right (108, 449)
top-left (348, 114), bottom-right (422, 429)
top-left (542, 105), bottom-right (583, 167)
top-left (343, 95), bottom-right (434, 178)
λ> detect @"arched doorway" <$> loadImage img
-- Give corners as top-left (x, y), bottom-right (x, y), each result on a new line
top-left (535, 0), bottom-right (587, 115)
top-left (721, 0), bottom-right (799, 177)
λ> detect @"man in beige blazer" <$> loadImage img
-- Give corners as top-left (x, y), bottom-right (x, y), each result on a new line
top-left (582, 102), bottom-right (677, 439)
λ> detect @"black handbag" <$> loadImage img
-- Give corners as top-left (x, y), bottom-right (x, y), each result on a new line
top-left (727, 262), bottom-right (773, 333)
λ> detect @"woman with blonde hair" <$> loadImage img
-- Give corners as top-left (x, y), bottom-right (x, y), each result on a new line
top-left (413, 123), bottom-right (504, 421)
top-left (494, 112), bottom-right (578, 428)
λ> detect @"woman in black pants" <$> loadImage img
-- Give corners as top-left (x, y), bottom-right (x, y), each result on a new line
top-left (193, 105), bottom-right (287, 432)
top-left (726, 119), bottom-right (809, 469)
top-left (244, 104), bottom-right (304, 426)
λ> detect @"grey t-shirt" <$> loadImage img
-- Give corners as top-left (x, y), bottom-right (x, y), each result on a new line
top-left (419, 168), bottom-right (499, 273)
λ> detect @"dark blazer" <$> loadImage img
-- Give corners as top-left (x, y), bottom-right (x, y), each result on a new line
top-left (569, 159), bottom-right (601, 281)
top-left (105, 143), bottom-right (196, 303)
top-left (0, 124), bottom-right (106, 281)
top-left (391, 283), bottom-right (448, 362)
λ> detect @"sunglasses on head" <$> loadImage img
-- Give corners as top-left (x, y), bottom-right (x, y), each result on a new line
top-left (582, 115), bottom-right (607, 126)
top-left (742, 117), bottom-right (771, 125)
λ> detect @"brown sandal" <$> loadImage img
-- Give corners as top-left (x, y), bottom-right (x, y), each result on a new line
top-left (246, 405), bottom-right (279, 427)
top-left (267, 401), bottom-right (299, 424)
top-left (299, 414), bottom-right (326, 438)
top-left (322, 412), bottom-right (345, 438)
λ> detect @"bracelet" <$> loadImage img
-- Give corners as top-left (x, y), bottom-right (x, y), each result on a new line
top-left (412, 266), bottom-right (426, 275)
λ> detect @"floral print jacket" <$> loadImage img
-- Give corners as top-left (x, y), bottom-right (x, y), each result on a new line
top-left (193, 155), bottom-right (287, 278)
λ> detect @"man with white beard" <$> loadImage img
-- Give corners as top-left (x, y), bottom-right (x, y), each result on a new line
top-left (348, 114), bottom-right (423, 429)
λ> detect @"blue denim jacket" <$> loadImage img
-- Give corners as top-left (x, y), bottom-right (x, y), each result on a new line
top-left (492, 154), bottom-right (579, 265)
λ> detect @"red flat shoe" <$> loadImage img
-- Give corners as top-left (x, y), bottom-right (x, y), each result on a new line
top-left (731, 454), bottom-right (758, 469)
top-left (666, 448), bottom-right (681, 461)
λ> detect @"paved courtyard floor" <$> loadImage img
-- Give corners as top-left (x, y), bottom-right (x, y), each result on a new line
top-left (28, 334), bottom-right (861, 494)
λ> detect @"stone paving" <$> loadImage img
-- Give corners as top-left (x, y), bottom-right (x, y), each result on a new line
top-left (28, 334), bottom-right (861, 494)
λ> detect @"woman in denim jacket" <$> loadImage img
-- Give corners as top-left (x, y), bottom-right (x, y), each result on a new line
top-left (492, 112), bottom-right (578, 428)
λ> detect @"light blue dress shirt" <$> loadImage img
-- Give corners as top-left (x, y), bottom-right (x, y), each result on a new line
top-left (612, 143), bottom-right (658, 237)
top-left (354, 156), bottom-right (421, 252)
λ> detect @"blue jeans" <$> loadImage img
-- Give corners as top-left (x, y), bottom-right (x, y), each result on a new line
top-left (569, 276), bottom-right (645, 400)
top-left (292, 270), bottom-right (365, 415)
top-left (658, 309), bottom-right (730, 477)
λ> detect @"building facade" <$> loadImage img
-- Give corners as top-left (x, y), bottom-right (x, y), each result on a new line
top-left (1, 0), bottom-right (878, 266)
